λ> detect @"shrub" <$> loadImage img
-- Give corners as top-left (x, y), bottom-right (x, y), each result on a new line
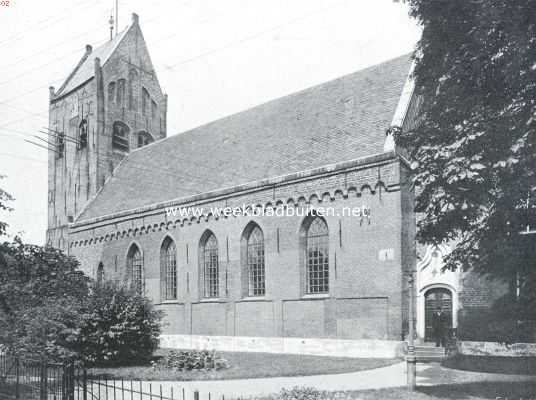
top-left (155, 349), bottom-right (229, 371)
top-left (278, 387), bottom-right (323, 400)
top-left (0, 240), bottom-right (89, 362)
top-left (80, 283), bottom-right (163, 366)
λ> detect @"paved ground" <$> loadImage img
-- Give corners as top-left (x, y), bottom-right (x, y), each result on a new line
top-left (96, 362), bottom-right (536, 400)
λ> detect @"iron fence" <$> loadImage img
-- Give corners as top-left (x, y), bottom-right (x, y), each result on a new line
top-left (0, 352), bottom-right (67, 400)
top-left (0, 353), bottom-right (236, 400)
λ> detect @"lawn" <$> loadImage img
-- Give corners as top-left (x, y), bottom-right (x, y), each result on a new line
top-left (88, 349), bottom-right (399, 381)
top-left (253, 381), bottom-right (536, 400)
top-left (340, 381), bottom-right (536, 400)
top-left (442, 354), bottom-right (536, 375)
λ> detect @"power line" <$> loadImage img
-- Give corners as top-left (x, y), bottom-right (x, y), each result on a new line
top-left (3, 124), bottom-right (227, 187)
top-left (0, 0), bottom-right (107, 49)
top-left (165, 0), bottom-right (349, 69)
top-left (0, 152), bottom-right (47, 164)
top-left (0, 0), bottom-right (349, 108)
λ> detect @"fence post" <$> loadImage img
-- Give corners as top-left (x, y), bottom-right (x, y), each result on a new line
top-left (61, 363), bottom-right (74, 400)
top-left (40, 362), bottom-right (48, 400)
top-left (14, 358), bottom-right (20, 400)
top-left (83, 369), bottom-right (87, 400)
top-left (194, 390), bottom-right (199, 400)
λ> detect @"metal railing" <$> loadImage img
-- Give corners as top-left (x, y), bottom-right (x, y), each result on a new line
top-left (0, 353), bottom-right (233, 400)
top-left (0, 353), bottom-right (66, 400)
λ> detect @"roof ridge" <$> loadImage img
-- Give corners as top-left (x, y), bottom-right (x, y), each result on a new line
top-left (78, 52), bottom-right (413, 221)
top-left (119, 52), bottom-right (413, 156)
top-left (53, 24), bottom-right (132, 99)
top-left (53, 46), bottom-right (93, 99)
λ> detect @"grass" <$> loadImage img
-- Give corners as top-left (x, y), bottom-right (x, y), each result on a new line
top-left (88, 349), bottom-right (399, 381)
top-left (442, 354), bottom-right (536, 375)
top-left (341, 381), bottom-right (536, 400)
top-left (252, 382), bottom-right (536, 400)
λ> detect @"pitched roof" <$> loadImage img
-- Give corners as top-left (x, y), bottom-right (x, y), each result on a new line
top-left (78, 54), bottom-right (412, 221)
top-left (54, 26), bottom-right (131, 98)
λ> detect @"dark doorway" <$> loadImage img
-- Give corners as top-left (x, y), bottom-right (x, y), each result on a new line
top-left (424, 287), bottom-right (452, 341)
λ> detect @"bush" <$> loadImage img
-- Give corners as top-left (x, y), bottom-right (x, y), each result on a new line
top-left (0, 240), bottom-right (89, 362)
top-left (80, 283), bottom-right (163, 366)
top-left (278, 387), bottom-right (323, 400)
top-left (154, 349), bottom-right (229, 371)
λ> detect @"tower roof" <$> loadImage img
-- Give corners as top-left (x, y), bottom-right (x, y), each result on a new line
top-left (53, 22), bottom-right (132, 99)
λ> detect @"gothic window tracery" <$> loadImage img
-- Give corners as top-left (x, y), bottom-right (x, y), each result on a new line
top-left (117, 79), bottom-right (126, 107)
top-left (108, 82), bottom-right (116, 104)
top-left (161, 237), bottom-right (177, 301)
top-left (200, 232), bottom-right (219, 298)
top-left (137, 131), bottom-right (154, 148)
top-left (245, 224), bottom-right (265, 297)
top-left (301, 216), bottom-right (329, 294)
top-left (112, 121), bottom-right (130, 152)
top-left (78, 119), bottom-right (88, 150)
top-left (127, 244), bottom-right (143, 294)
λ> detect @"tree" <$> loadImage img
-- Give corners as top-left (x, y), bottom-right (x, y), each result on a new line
top-left (80, 283), bottom-right (163, 366)
top-left (0, 239), bottom-right (89, 361)
top-left (0, 175), bottom-right (14, 237)
top-left (397, 2), bottom-right (536, 317)
top-left (0, 239), bottom-right (163, 364)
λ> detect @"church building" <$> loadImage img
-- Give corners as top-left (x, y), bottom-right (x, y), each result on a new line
top-left (46, 14), bottom-right (500, 357)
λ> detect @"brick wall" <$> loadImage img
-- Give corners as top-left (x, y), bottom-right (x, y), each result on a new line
top-left (69, 157), bottom-right (409, 340)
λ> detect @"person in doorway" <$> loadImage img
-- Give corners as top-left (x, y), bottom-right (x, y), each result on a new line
top-left (432, 307), bottom-right (447, 347)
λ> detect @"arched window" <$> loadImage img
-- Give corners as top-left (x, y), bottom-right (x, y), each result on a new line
top-left (112, 121), bottom-right (130, 152)
top-left (127, 244), bottom-right (143, 294)
top-left (302, 217), bottom-right (329, 294)
top-left (242, 224), bottom-right (265, 297)
top-left (108, 82), bottom-right (116, 103)
top-left (161, 237), bottom-right (177, 300)
top-left (128, 69), bottom-right (138, 111)
top-left (137, 131), bottom-right (154, 148)
top-left (151, 100), bottom-right (157, 119)
top-left (56, 131), bottom-right (65, 159)
top-left (78, 119), bottom-right (88, 150)
top-left (142, 87), bottom-right (150, 116)
top-left (117, 79), bottom-right (126, 107)
top-left (96, 262), bottom-right (104, 287)
top-left (200, 232), bottom-right (219, 298)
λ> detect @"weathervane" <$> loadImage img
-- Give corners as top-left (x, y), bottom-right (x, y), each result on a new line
top-left (108, 12), bottom-right (114, 41)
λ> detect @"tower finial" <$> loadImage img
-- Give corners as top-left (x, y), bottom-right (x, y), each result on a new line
top-left (108, 12), bottom-right (114, 41)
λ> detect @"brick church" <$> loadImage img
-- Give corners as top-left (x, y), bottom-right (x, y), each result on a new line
top-left (46, 14), bottom-right (500, 356)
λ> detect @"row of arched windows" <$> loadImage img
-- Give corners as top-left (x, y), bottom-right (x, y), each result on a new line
top-left (107, 74), bottom-right (157, 120)
top-left (107, 70), bottom-right (138, 111)
top-left (112, 121), bottom-right (154, 152)
top-left (105, 216), bottom-right (329, 299)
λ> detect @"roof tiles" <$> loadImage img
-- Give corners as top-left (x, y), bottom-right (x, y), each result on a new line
top-left (79, 54), bottom-right (412, 221)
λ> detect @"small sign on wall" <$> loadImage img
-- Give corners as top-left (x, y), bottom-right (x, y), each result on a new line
top-left (378, 248), bottom-right (395, 261)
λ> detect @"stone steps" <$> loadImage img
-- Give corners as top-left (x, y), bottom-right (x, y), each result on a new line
top-left (413, 345), bottom-right (446, 363)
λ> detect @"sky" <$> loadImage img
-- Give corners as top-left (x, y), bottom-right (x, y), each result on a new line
top-left (0, 0), bottom-right (421, 245)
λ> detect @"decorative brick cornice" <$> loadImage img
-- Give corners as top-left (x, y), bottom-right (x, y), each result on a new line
top-left (69, 151), bottom-right (401, 248)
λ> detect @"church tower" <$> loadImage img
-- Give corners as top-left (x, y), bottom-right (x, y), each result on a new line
top-left (46, 13), bottom-right (167, 251)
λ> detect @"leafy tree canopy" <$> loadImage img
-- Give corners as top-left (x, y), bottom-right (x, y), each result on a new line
top-left (398, 0), bottom-right (536, 288)
top-left (0, 175), bottom-right (14, 238)
top-left (0, 239), bottom-right (163, 364)
top-left (0, 239), bottom-right (89, 360)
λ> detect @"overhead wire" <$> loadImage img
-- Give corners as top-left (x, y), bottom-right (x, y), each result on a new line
top-left (0, 0), bottom-right (349, 112)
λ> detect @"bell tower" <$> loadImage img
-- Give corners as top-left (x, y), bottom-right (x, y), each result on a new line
top-left (46, 13), bottom-right (167, 251)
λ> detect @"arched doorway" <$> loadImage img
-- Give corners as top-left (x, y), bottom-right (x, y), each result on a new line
top-left (424, 287), bottom-right (453, 341)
